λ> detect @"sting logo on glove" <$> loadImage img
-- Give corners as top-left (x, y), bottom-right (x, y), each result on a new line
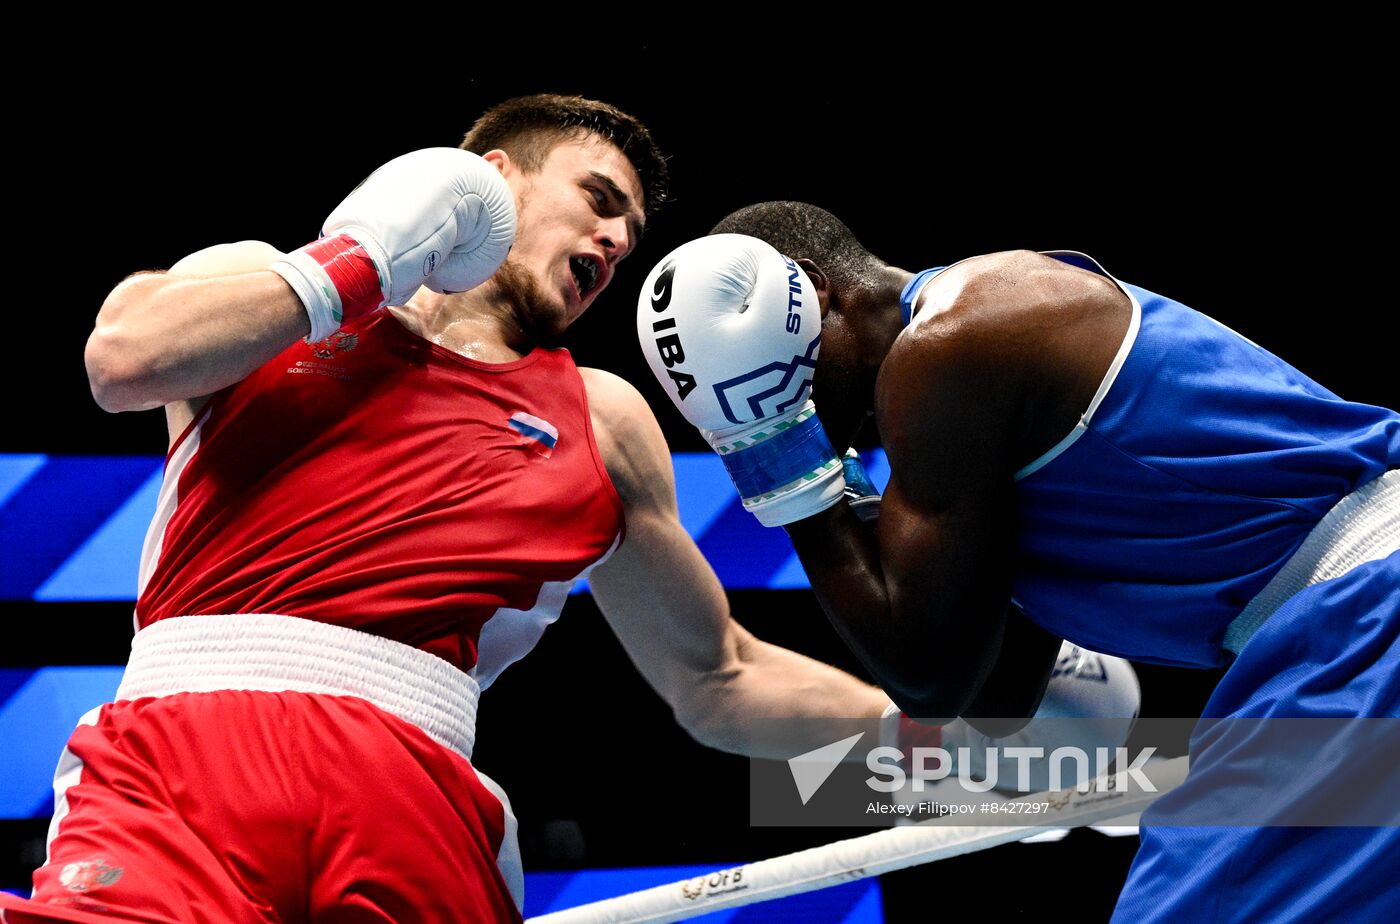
top-left (781, 256), bottom-right (804, 335)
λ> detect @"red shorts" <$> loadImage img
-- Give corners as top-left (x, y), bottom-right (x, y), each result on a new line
top-left (2, 690), bottom-right (522, 924)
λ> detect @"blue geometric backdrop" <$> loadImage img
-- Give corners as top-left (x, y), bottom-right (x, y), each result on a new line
top-left (0, 451), bottom-right (890, 600)
top-left (0, 667), bottom-right (124, 817)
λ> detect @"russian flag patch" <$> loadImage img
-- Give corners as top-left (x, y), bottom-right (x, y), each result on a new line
top-left (508, 412), bottom-right (559, 458)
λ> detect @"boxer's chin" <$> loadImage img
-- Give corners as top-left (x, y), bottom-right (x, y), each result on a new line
top-left (493, 257), bottom-right (567, 343)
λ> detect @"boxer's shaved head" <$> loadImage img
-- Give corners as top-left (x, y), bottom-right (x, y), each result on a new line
top-left (461, 94), bottom-right (669, 218)
top-left (711, 202), bottom-right (881, 295)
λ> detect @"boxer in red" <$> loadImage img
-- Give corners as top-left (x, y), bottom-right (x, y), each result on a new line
top-left (3, 98), bottom-right (1140, 924)
top-left (3, 96), bottom-right (897, 923)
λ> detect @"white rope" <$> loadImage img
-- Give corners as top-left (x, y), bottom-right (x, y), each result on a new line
top-left (527, 756), bottom-right (1188, 923)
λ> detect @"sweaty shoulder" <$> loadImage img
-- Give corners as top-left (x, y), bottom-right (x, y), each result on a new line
top-left (579, 367), bottom-right (674, 512)
top-left (909, 250), bottom-right (1123, 333)
top-left (883, 251), bottom-right (1132, 472)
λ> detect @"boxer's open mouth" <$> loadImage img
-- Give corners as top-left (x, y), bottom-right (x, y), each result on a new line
top-left (570, 256), bottom-right (601, 298)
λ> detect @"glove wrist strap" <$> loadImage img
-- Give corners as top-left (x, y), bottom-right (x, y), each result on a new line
top-left (271, 233), bottom-right (385, 343)
top-left (302, 233), bottom-right (385, 325)
top-left (709, 403), bottom-right (843, 527)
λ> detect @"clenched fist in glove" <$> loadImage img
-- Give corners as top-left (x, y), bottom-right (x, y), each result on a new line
top-left (637, 234), bottom-right (845, 526)
top-left (273, 148), bottom-right (516, 342)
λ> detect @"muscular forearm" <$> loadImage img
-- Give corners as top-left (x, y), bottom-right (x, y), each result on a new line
top-left (785, 502), bottom-right (1001, 722)
top-left (87, 268), bottom-right (309, 411)
top-left (676, 630), bottom-right (889, 761)
top-left (88, 150), bottom-right (515, 414)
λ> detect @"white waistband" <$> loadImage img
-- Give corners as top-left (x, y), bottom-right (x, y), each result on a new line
top-left (115, 613), bottom-right (480, 760)
top-left (1225, 470), bottom-right (1400, 654)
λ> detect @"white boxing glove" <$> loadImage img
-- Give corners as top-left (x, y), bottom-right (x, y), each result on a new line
top-left (637, 234), bottom-right (844, 526)
top-left (963, 641), bottom-right (1141, 794)
top-left (272, 148), bottom-right (516, 342)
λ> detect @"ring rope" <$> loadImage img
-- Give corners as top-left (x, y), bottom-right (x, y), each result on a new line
top-left (526, 756), bottom-right (1187, 923)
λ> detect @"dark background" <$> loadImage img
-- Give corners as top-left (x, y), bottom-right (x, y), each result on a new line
top-left (4, 42), bottom-right (1391, 920)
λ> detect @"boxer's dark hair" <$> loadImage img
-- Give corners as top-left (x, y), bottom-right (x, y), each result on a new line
top-left (462, 94), bottom-right (669, 218)
top-left (711, 202), bottom-right (879, 294)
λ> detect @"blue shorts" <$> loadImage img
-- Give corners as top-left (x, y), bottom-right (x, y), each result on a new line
top-left (1112, 552), bottom-right (1400, 923)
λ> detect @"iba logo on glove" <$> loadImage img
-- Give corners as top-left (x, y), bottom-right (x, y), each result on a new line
top-left (645, 261), bottom-right (696, 400)
top-left (641, 238), bottom-right (823, 426)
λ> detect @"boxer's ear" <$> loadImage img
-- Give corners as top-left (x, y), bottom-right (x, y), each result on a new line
top-left (794, 258), bottom-right (832, 319)
top-left (481, 149), bottom-right (513, 177)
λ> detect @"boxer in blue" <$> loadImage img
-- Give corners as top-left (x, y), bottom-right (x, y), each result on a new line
top-left (638, 202), bottom-right (1399, 922)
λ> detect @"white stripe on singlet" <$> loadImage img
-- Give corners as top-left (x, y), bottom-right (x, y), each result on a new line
top-left (1015, 251), bottom-right (1143, 481)
top-left (472, 533), bottom-right (622, 689)
top-left (43, 705), bottom-right (104, 866)
top-left (134, 406), bottom-right (210, 628)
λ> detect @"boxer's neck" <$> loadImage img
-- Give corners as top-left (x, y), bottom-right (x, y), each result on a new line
top-left (394, 288), bottom-right (532, 362)
top-left (850, 265), bottom-right (915, 363)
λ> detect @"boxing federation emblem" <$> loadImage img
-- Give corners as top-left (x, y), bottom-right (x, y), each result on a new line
top-left (310, 331), bottom-right (360, 360)
top-left (59, 859), bottom-right (124, 893)
top-left (679, 867), bottom-right (749, 902)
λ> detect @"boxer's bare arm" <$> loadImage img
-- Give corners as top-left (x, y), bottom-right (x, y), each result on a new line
top-left (787, 282), bottom-right (1073, 722)
top-left (785, 258), bottom-right (1132, 722)
top-left (87, 242), bottom-right (310, 421)
top-left (582, 368), bottom-right (889, 759)
top-left (786, 337), bottom-right (1025, 720)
